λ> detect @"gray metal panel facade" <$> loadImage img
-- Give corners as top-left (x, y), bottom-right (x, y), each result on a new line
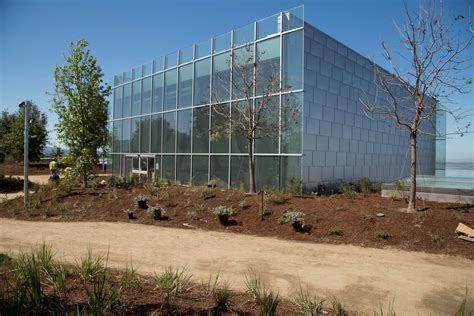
top-left (302, 23), bottom-right (435, 190)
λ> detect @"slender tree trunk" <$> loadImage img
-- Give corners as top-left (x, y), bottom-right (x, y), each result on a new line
top-left (407, 132), bottom-right (417, 212)
top-left (248, 139), bottom-right (256, 194)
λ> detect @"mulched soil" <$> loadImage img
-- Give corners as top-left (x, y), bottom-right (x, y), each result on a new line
top-left (0, 183), bottom-right (472, 259)
top-left (0, 256), bottom-right (309, 315)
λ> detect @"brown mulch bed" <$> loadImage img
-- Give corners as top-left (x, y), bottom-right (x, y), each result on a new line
top-left (0, 162), bottom-right (105, 176)
top-left (0, 184), bottom-right (472, 259)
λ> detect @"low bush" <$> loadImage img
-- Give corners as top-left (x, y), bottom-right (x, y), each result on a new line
top-left (277, 216), bottom-right (287, 225)
top-left (333, 297), bottom-right (345, 316)
top-left (265, 187), bottom-right (287, 204)
top-left (339, 182), bottom-right (356, 200)
top-left (198, 188), bottom-right (215, 199)
top-left (358, 177), bottom-right (372, 194)
top-left (286, 177), bottom-right (302, 195)
top-left (210, 206), bottom-right (233, 216)
top-left (328, 227), bottom-right (344, 236)
top-left (78, 249), bottom-right (105, 281)
top-left (375, 230), bottom-right (389, 239)
top-left (143, 179), bottom-right (157, 196)
top-left (284, 209), bottom-right (306, 226)
top-left (213, 283), bottom-right (231, 311)
top-left (239, 199), bottom-right (249, 209)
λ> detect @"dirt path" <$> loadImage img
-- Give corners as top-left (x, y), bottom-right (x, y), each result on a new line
top-left (0, 219), bottom-right (472, 315)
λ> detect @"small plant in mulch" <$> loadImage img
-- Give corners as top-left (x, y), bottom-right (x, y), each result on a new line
top-left (239, 199), bottom-right (249, 210)
top-left (147, 205), bottom-right (162, 220)
top-left (375, 230), bottom-right (389, 240)
top-left (328, 227), bottom-right (344, 236)
top-left (265, 187), bottom-right (287, 204)
top-left (126, 209), bottom-right (135, 220)
top-left (284, 209), bottom-right (306, 232)
top-left (207, 179), bottom-right (219, 188)
top-left (198, 188), bottom-right (216, 200)
top-left (134, 194), bottom-right (148, 209)
top-left (210, 206), bottom-right (233, 226)
top-left (187, 210), bottom-right (200, 220)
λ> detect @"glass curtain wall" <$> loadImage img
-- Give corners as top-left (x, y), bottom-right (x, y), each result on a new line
top-left (109, 6), bottom-right (304, 190)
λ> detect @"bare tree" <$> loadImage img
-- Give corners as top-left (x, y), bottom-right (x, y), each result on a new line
top-left (362, 1), bottom-right (473, 211)
top-left (211, 44), bottom-right (300, 193)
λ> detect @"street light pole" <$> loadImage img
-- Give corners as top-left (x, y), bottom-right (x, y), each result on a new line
top-left (19, 100), bottom-right (31, 206)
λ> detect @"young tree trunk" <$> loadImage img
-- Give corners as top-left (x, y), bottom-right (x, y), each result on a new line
top-left (407, 132), bottom-right (417, 212)
top-left (248, 139), bottom-right (256, 194)
top-left (83, 164), bottom-right (88, 188)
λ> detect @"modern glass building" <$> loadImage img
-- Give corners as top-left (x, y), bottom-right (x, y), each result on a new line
top-left (109, 6), bottom-right (440, 191)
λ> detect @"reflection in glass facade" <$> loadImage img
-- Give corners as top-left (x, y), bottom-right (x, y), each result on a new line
top-left (109, 6), bottom-right (304, 190)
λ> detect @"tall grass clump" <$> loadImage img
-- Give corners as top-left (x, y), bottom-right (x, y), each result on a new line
top-left (244, 269), bottom-right (279, 314)
top-left (293, 281), bottom-right (325, 316)
top-left (154, 266), bottom-right (191, 307)
top-left (260, 291), bottom-right (280, 316)
top-left (78, 249), bottom-right (105, 281)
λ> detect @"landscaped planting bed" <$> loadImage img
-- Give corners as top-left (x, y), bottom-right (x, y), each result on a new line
top-left (0, 180), bottom-right (472, 259)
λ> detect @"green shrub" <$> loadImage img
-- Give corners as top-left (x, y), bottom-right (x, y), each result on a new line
top-left (201, 271), bottom-right (222, 296)
top-left (373, 180), bottom-right (383, 193)
top-left (333, 297), bottom-right (345, 316)
top-left (198, 188), bottom-right (215, 199)
top-left (239, 199), bottom-right (249, 209)
top-left (375, 230), bottom-right (389, 239)
top-left (213, 283), bottom-right (231, 311)
top-left (287, 177), bottom-right (302, 195)
top-left (266, 187), bottom-right (287, 204)
top-left (244, 269), bottom-right (265, 302)
top-left (13, 251), bottom-right (43, 312)
top-left (78, 249), bottom-right (105, 281)
top-left (293, 282), bottom-right (325, 316)
top-left (328, 227), bottom-right (344, 236)
top-left (0, 252), bottom-right (11, 264)
top-left (210, 206), bottom-right (233, 216)
top-left (134, 194), bottom-right (148, 207)
top-left (339, 182), bottom-right (356, 200)
top-left (35, 243), bottom-right (54, 272)
top-left (277, 216), bottom-right (288, 225)
top-left (358, 177), bottom-right (372, 193)
top-left (154, 266), bottom-right (191, 306)
top-left (388, 191), bottom-right (398, 200)
top-left (187, 210), bottom-right (200, 220)
top-left (144, 179), bottom-right (156, 196)
top-left (284, 209), bottom-right (306, 226)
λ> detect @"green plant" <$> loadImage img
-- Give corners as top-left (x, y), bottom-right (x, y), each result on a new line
top-left (340, 182), bottom-right (356, 200)
top-left (201, 271), bottom-right (222, 296)
top-left (387, 191), bottom-right (398, 200)
top-left (213, 283), bottom-right (231, 311)
top-left (358, 177), bottom-right (372, 193)
top-left (239, 199), bottom-right (250, 209)
top-left (143, 179), bottom-right (156, 196)
top-left (375, 230), bottom-right (389, 239)
top-left (210, 206), bottom-right (233, 216)
top-left (120, 262), bottom-right (138, 289)
top-left (373, 180), bottom-right (383, 193)
top-left (374, 298), bottom-right (396, 316)
top-left (154, 266), bottom-right (191, 306)
top-left (293, 282), bottom-right (325, 316)
top-left (0, 252), bottom-right (11, 264)
top-left (134, 194), bottom-right (148, 208)
top-left (14, 251), bottom-right (43, 312)
top-left (333, 297), bottom-right (345, 316)
top-left (328, 227), bottom-right (344, 236)
top-left (455, 289), bottom-right (473, 316)
top-left (187, 210), bottom-right (200, 220)
top-left (198, 187), bottom-right (215, 199)
top-left (159, 191), bottom-right (174, 207)
top-left (260, 291), bottom-right (280, 316)
top-left (362, 211), bottom-right (376, 220)
top-left (195, 203), bottom-right (205, 213)
top-left (335, 206), bottom-right (347, 212)
top-left (207, 178), bottom-right (220, 187)
top-left (36, 243), bottom-right (54, 272)
top-left (78, 249), bottom-right (105, 281)
top-left (277, 216), bottom-right (288, 225)
top-left (45, 263), bottom-right (68, 297)
top-left (284, 208), bottom-right (305, 226)
top-left (266, 187), bottom-right (287, 204)
top-left (287, 177), bottom-right (302, 195)
top-left (41, 207), bottom-right (51, 218)
top-left (244, 269), bottom-right (265, 302)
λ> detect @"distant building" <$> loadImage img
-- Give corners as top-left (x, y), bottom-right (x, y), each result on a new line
top-left (108, 6), bottom-right (442, 191)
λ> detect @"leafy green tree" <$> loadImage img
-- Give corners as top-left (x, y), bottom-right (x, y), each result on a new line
top-left (51, 39), bottom-right (111, 187)
top-left (0, 103), bottom-right (48, 162)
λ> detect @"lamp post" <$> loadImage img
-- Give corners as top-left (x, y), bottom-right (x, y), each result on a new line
top-left (18, 100), bottom-right (31, 206)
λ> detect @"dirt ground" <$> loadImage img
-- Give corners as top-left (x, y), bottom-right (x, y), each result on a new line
top-left (0, 219), bottom-right (472, 315)
top-left (1, 184), bottom-right (472, 259)
top-left (0, 162), bottom-right (105, 176)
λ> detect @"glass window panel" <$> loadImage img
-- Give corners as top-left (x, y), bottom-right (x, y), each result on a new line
top-left (123, 70), bottom-right (131, 83)
top-left (194, 58), bottom-right (211, 106)
top-left (163, 112), bottom-right (176, 153)
top-left (165, 52), bottom-right (177, 69)
top-left (143, 62), bottom-right (152, 76)
top-left (153, 58), bottom-right (163, 73)
top-left (112, 154), bottom-right (121, 176)
top-left (280, 156), bottom-right (301, 191)
top-left (132, 66), bottom-right (142, 80)
top-left (234, 23), bottom-right (254, 46)
top-left (211, 103), bottom-right (229, 153)
top-left (142, 77), bottom-right (152, 114)
top-left (114, 74), bottom-right (123, 86)
top-left (140, 116), bottom-right (150, 153)
top-left (257, 14), bottom-right (279, 40)
top-left (176, 155), bottom-right (191, 184)
top-left (152, 73), bottom-right (163, 113)
top-left (132, 80), bottom-right (141, 116)
top-left (230, 156), bottom-right (248, 191)
top-left (231, 101), bottom-right (247, 153)
top-left (112, 120), bottom-right (122, 153)
top-left (255, 96), bottom-right (279, 153)
top-left (256, 37), bottom-right (280, 95)
top-left (210, 155), bottom-right (228, 188)
top-left (178, 64), bottom-right (193, 108)
top-left (255, 156), bottom-right (279, 190)
top-left (195, 39), bottom-right (211, 59)
top-left (130, 117), bottom-right (140, 153)
top-left (122, 118), bottom-right (131, 152)
top-left (213, 32), bottom-right (231, 53)
top-left (179, 45), bottom-right (193, 64)
top-left (281, 92), bottom-right (302, 153)
top-left (283, 30), bottom-right (303, 91)
top-left (162, 155), bottom-right (175, 182)
top-left (164, 69), bottom-right (177, 111)
top-left (113, 86), bottom-right (123, 119)
top-left (212, 52), bottom-right (231, 102)
top-left (151, 114), bottom-right (162, 153)
top-left (282, 6), bottom-right (304, 31)
top-left (232, 45), bottom-right (254, 99)
top-left (192, 156), bottom-right (208, 186)
top-left (193, 106), bottom-right (209, 153)
top-left (123, 84), bottom-right (132, 118)
top-left (177, 109), bottom-right (192, 153)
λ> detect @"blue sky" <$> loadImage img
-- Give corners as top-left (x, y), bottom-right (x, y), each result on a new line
top-left (1, 0), bottom-right (473, 162)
